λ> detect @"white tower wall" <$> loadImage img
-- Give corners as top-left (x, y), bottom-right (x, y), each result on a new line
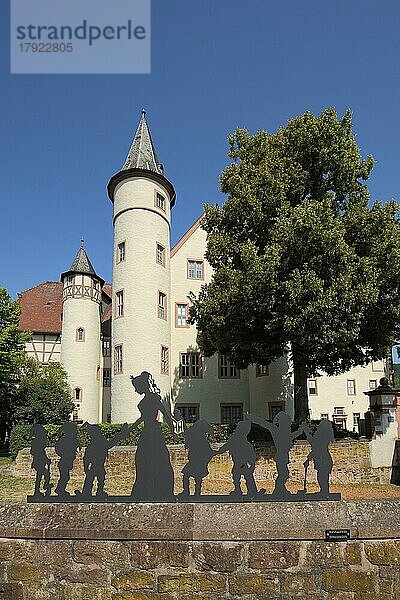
top-left (60, 274), bottom-right (102, 422)
top-left (111, 176), bottom-right (172, 422)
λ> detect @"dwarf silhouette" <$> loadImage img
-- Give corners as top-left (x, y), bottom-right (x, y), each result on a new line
top-left (54, 422), bottom-right (80, 497)
top-left (217, 420), bottom-right (258, 498)
top-left (30, 424), bottom-right (52, 498)
top-left (303, 420), bottom-right (334, 497)
top-left (249, 411), bottom-right (303, 498)
top-left (179, 420), bottom-right (215, 498)
top-left (76, 422), bottom-right (130, 499)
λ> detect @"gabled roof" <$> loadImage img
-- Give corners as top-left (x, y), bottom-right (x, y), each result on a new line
top-left (122, 109), bottom-right (163, 174)
top-left (18, 282), bottom-right (63, 334)
top-left (171, 214), bottom-right (205, 257)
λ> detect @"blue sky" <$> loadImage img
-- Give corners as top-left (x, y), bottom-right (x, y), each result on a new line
top-left (1, 0), bottom-right (400, 299)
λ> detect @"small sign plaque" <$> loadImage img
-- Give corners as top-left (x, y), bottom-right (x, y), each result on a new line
top-left (325, 529), bottom-right (351, 541)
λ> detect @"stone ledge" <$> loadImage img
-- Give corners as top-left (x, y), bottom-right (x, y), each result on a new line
top-left (0, 499), bottom-right (399, 542)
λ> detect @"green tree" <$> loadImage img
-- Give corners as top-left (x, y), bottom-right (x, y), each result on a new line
top-left (190, 108), bottom-right (400, 421)
top-left (13, 360), bottom-right (74, 425)
top-left (0, 287), bottom-right (30, 440)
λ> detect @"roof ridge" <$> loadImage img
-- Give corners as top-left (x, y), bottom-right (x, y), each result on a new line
top-left (170, 213), bottom-right (205, 258)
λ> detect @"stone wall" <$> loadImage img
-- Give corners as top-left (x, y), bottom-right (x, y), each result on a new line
top-left (0, 500), bottom-right (400, 599)
top-left (10, 439), bottom-right (397, 486)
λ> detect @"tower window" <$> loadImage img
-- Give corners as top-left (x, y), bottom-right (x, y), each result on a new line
top-left (161, 346), bottom-right (169, 375)
top-left (176, 303), bottom-right (189, 328)
top-left (156, 243), bottom-right (166, 266)
top-left (155, 191), bottom-right (166, 211)
top-left (74, 387), bottom-right (82, 401)
top-left (67, 275), bottom-right (74, 286)
top-left (187, 259), bottom-right (204, 280)
top-left (180, 352), bottom-right (202, 378)
top-left (117, 241), bottom-right (126, 263)
top-left (103, 369), bottom-right (111, 387)
top-left (114, 345), bottom-right (123, 374)
top-left (76, 327), bottom-right (85, 342)
top-left (219, 355), bottom-right (239, 379)
top-left (158, 291), bottom-right (167, 320)
top-left (102, 339), bottom-right (111, 356)
top-left (116, 290), bottom-right (124, 318)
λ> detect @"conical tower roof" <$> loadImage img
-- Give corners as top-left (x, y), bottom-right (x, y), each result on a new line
top-left (122, 109), bottom-right (164, 174)
top-left (61, 240), bottom-right (104, 286)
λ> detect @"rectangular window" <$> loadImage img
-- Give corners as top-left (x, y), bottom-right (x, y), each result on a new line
top-left (161, 346), bottom-right (169, 375)
top-left (187, 259), bottom-right (204, 280)
top-left (156, 243), bottom-right (165, 266)
top-left (102, 339), bottom-right (111, 357)
top-left (221, 404), bottom-right (243, 425)
top-left (369, 379), bottom-right (377, 390)
top-left (176, 404), bottom-right (199, 423)
top-left (256, 363), bottom-right (269, 376)
top-left (320, 413), bottom-right (329, 420)
top-left (308, 379), bottom-right (317, 395)
top-left (180, 352), bottom-right (202, 378)
top-left (155, 192), bottom-right (165, 211)
top-left (347, 379), bottom-right (356, 395)
top-left (103, 369), bottom-right (111, 387)
top-left (116, 290), bottom-right (124, 317)
top-left (114, 345), bottom-right (123, 374)
top-left (219, 355), bottom-right (239, 379)
top-left (117, 241), bottom-right (126, 263)
top-left (158, 291), bottom-right (167, 319)
top-left (176, 303), bottom-right (189, 327)
top-left (334, 406), bottom-right (345, 415)
top-left (269, 403), bottom-right (284, 420)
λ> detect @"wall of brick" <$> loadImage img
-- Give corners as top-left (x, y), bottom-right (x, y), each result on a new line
top-left (10, 439), bottom-right (397, 486)
top-left (0, 500), bottom-right (400, 600)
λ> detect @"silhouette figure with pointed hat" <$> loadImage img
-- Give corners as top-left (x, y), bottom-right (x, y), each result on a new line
top-left (217, 420), bottom-right (258, 498)
top-left (179, 419), bottom-right (215, 498)
top-left (54, 422), bottom-right (80, 497)
top-left (30, 424), bottom-right (52, 498)
top-left (249, 411), bottom-right (303, 498)
top-left (302, 420), bottom-right (334, 497)
top-left (76, 422), bottom-right (130, 499)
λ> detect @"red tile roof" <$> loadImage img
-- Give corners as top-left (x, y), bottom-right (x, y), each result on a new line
top-left (18, 282), bottom-right (63, 334)
top-left (102, 304), bottom-right (112, 323)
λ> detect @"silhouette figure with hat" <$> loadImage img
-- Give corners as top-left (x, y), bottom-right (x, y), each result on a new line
top-left (54, 422), bottom-right (80, 497)
top-left (30, 424), bottom-right (52, 498)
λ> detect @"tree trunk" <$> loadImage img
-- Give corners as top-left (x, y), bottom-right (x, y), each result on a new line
top-left (292, 349), bottom-right (310, 423)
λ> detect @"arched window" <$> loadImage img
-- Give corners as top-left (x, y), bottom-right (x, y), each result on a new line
top-left (74, 387), bottom-right (82, 401)
top-left (76, 327), bottom-right (85, 342)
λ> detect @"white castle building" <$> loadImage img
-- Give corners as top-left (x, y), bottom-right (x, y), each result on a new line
top-left (18, 111), bottom-right (387, 429)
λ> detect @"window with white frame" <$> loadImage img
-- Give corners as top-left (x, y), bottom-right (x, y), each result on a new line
top-left (353, 413), bottom-right (360, 431)
top-left (156, 243), bottom-right (165, 266)
top-left (219, 355), bottom-right (239, 379)
top-left (114, 345), bottom-right (123, 374)
top-left (117, 241), bottom-right (126, 263)
top-left (308, 379), bottom-right (317, 395)
top-left (320, 413), bottom-right (329, 420)
top-left (347, 379), bottom-right (356, 395)
top-left (369, 379), bottom-right (377, 390)
top-left (102, 339), bottom-right (111, 357)
top-left (180, 352), bottom-right (202, 378)
top-left (158, 291), bottom-right (167, 319)
top-left (103, 369), bottom-right (111, 387)
top-left (187, 260), bottom-right (204, 280)
top-left (176, 303), bottom-right (189, 327)
top-left (116, 290), bottom-right (124, 317)
top-left (155, 192), bottom-right (165, 211)
top-left (161, 346), bottom-right (169, 375)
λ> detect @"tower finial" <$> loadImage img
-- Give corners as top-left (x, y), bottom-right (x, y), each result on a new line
top-left (141, 108), bottom-right (146, 118)
top-left (80, 239), bottom-right (84, 249)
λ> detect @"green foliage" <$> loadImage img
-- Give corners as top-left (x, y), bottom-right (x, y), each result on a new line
top-left (0, 288), bottom-right (30, 440)
top-left (190, 108), bottom-right (400, 420)
top-left (9, 421), bottom-right (235, 459)
top-left (12, 360), bottom-right (74, 425)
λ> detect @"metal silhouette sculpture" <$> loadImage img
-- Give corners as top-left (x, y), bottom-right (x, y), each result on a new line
top-left (30, 424), bottom-right (52, 498)
top-left (27, 371), bottom-right (340, 503)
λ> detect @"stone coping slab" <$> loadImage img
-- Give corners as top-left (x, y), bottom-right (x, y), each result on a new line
top-left (0, 499), bottom-right (399, 542)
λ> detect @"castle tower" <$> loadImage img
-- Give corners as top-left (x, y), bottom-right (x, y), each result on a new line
top-left (60, 241), bottom-right (104, 423)
top-left (108, 110), bottom-right (176, 422)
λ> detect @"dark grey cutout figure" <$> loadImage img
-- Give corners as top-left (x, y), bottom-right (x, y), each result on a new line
top-left (178, 419), bottom-right (215, 498)
top-left (54, 422), bottom-right (80, 497)
top-left (302, 420), bottom-right (334, 498)
top-left (30, 424), bottom-right (52, 498)
top-left (217, 420), bottom-right (259, 498)
top-left (128, 371), bottom-right (179, 501)
top-left (249, 411), bottom-right (303, 499)
top-left (75, 422), bottom-right (130, 499)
